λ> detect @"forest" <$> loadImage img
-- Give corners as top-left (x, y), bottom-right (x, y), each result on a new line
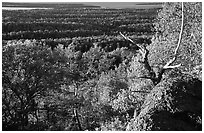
top-left (2, 2), bottom-right (202, 131)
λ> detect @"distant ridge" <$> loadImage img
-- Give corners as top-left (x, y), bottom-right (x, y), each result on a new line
top-left (2, 2), bottom-right (101, 8)
top-left (135, 2), bottom-right (163, 5)
top-left (2, 2), bottom-right (163, 9)
top-left (81, 2), bottom-right (163, 9)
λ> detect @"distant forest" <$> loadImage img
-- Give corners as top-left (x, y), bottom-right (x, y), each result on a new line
top-left (2, 2), bottom-right (202, 131)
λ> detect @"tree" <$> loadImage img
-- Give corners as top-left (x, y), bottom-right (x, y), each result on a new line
top-left (127, 69), bottom-right (202, 131)
top-left (124, 2), bottom-right (202, 131)
top-left (2, 43), bottom-right (73, 130)
top-left (149, 2), bottom-right (202, 77)
top-left (122, 2), bottom-right (202, 86)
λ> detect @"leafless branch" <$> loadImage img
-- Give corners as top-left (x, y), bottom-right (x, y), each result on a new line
top-left (137, 76), bottom-right (153, 80)
top-left (131, 90), bottom-right (150, 93)
top-left (154, 2), bottom-right (184, 84)
top-left (120, 32), bottom-right (156, 82)
top-left (119, 3), bottom-right (184, 85)
top-left (163, 2), bottom-right (184, 69)
top-left (119, 32), bottom-right (144, 55)
top-left (73, 109), bottom-right (82, 130)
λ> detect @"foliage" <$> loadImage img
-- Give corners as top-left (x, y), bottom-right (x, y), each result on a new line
top-left (2, 41), bottom-right (132, 131)
top-left (2, 8), bottom-right (159, 40)
top-left (2, 43), bottom-right (74, 130)
top-left (122, 3), bottom-right (202, 130)
top-left (127, 55), bottom-right (154, 115)
top-left (100, 117), bottom-right (128, 131)
top-left (127, 69), bottom-right (202, 131)
top-left (149, 2), bottom-right (202, 76)
top-left (2, 2), bottom-right (202, 131)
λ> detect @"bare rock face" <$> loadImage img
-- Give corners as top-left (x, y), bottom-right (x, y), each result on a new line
top-left (127, 70), bottom-right (202, 131)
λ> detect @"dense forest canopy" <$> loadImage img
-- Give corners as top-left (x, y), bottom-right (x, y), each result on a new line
top-left (2, 2), bottom-right (202, 131)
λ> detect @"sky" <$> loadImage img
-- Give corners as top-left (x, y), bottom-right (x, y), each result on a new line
top-left (1, 0), bottom-right (189, 3)
top-left (2, 0), bottom-right (195, 9)
top-left (86, 2), bottom-right (162, 9)
top-left (2, 0), bottom-right (164, 9)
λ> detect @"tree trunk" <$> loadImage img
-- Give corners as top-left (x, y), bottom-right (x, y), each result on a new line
top-left (74, 108), bottom-right (82, 131)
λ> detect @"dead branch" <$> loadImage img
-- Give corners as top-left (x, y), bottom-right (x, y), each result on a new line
top-left (119, 32), bottom-right (144, 55)
top-left (119, 2), bottom-right (184, 85)
top-left (73, 109), bottom-right (82, 130)
top-left (120, 32), bottom-right (156, 82)
top-left (131, 90), bottom-right (150, 93)
top-left (156, 2), bottom-right (184, 83)
top-left (163, 2), bottom-right (184, 69)
top-left (72, 82), bottom-right (82, 130)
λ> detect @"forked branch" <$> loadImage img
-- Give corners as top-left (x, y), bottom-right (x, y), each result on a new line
top-left (120, 32), bottom-right (156, 82)
top-left (163, 2), bottom-right (184, 69)
top-left (120, 2), bottom-right (184, 85)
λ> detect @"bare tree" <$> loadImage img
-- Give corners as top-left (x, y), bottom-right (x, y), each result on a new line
top-left (120, 2), bottom-right (184, 85)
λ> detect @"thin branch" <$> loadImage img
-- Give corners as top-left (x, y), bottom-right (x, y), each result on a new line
top-left (131, 90), bottom-right (150, 93)
top-left (120, 32), bottom-right (154, 70)
top-left (163, 2), bottom-right (184, 69)
top-left (137, 76), bottom-right (153, 79)
top-left (120, 32), bottom-right (156, 82)
top-left (73, 109), bottom-right (82, 130)
top-left (119, 32), bottom-right (144, 54)
top-left (155, 2), bottom-right (184, 84)
top-left (119, 32), bottom-right (135, 45)
top-left (72, 82), bottom-right (82, 130)
top-left (175, 2), bottom-right (184, 56)
top-left (164, 63), bottom-right (181, 69)
top-left (119, 3), bottom-right (184, 86)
